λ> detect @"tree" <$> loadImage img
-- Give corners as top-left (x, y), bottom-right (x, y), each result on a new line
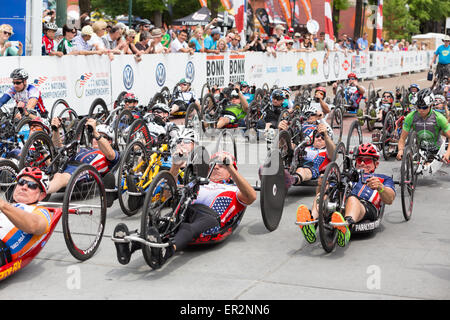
top-left (332, 0), bottom-right (350, 39)
top-left (407, 0), bottom-right (450, 33)
top-left (383, 0), bottom-right (419, 40)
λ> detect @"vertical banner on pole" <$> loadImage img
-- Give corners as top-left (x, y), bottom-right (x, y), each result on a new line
top-left (300, 0), bottom-right (313, 21)
top-left (324, 0), bottom-right (334, 41)
top-left (199, 0), bottom-right (208, 7)
top-left (376, 0), bottom-right (383, 51)
top-left (277, 0), bottom-right (292, 29)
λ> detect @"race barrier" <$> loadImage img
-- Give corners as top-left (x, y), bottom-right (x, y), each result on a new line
top-left (0, 50), bottom-right (433, 115)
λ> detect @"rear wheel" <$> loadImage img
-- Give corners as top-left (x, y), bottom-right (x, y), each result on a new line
top-left (50, 99), bottom-right (71, 121)
top-left (0, 159), bottom-right (18, 202)
top-left (201, 93), bottom-right (219, 127)
top-left (215, 130), bottom-right (237, 162)
top-left (185, 103), bottom-right (204, 137)
top-left (330, 106), bottom-right (343, 144)
top-left (18, 131), bottom-right (56, 173)
top-left (88, 98), bottom-right (109, 123)
top-left (113, 109), bottom-right (135, 152)
top-left (318, 162), bottom-right (340, 253)
top-left (141, 171), bottom-right (178, 269)
top-left (381, 111), bottom-right (396, 160)
top-left (125, 119), bottom-right (152, 148)
top-left (62, 164), bottom-right (106, 261)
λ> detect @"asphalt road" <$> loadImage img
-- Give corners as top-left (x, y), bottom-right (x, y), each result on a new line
top-left (1, 71), bottom-right (449, 301)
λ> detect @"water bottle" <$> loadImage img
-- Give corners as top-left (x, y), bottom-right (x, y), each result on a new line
top-left (427, 69), bottom-right (433, 81)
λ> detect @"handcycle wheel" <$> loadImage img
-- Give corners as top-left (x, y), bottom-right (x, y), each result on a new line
top-left (113, 91), bottom-right (127, 109)
top-left (141, 171), bottom-right (178, 269)
top-left (88, 98), bottom-right (109, 123)
top-left (57, 107), bottom-right (79, 145)
top-left (125, 119), bottom-right (152, 147)
top-left (367, 82), bottom-right (375, 103)
top-left (381, 111), bottom-right (396, 160)
top-left (366, 102), bottom-right (377, 132)
top-left (18, 131), bottom-right (56, 173)
top-left (245, 101), bottom-right (261, 131)
top-left (277, 109), bottom-right (291, 127)
top-left (215, 130), bottom-right (238, 162)
top-left (318, 162), bottom-right (340, 253)
top-left (254, 88), bottom-right (264, 103)
top-left (149, 92), bottom-right (167, 108)
top-left (330, 106), bottom-right (343, 144)
top-left (62, 164), bottom-right (107, 261)
top-left (0, 159), bottom-right (19, 202)
top-left (200, 83), bottom-right (211, 103)
top-left (50, 98), bottom-right (71, 121)
top-left (332, 142), bottom-right (348, 172)
top-left (113, 109), bottom-right (135, 152)
top-left (260, 150), bottom-right (286, 232)
top-left (117, 140), bottom-right (149, 216)
top-left (346, 120), bottom-right (363, 156)
top-left (182, 146), bottom-right (210, 185)
top-left (274, 130), bottom-right (294, 167)
top-left (288, 116), bottom-right (304, 146)
top-left (74, 116), bottom-right (93, 148)
top-left (185, 102), bottom-right (204, 136)
top-left (15, 116), bottom-right (32, 144)
top-left (201, 93), bottom-right (219, 127)
top-left (160, 86), bottom-right (171, 102)
top-left (400, 146), bottom-right (416, 221)
top-left (262, 83), bottom-right (270, 95)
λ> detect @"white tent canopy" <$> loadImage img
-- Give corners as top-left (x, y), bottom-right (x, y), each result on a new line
top-left (411, 33), bottom-right (447, 50)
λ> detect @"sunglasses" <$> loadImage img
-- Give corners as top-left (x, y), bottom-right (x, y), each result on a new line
top-left (13, 81), bottom-right (23, 85)
top-left (315, 133), bottom-right (324, 140)
top-left (417, 105), bottom-right (429, 110)
top-left (17, 178), bottom-right (41, 190)
top-left (3, 31), bottom-right (12, 36)
top-left (356, 157), bottom-right (375, 165)
top-left (348, 77), bottom-right (357, 80)
top-left (177, 138), bottom-right (193, 144)
top-left (382, 95), bottom-right (392, 99)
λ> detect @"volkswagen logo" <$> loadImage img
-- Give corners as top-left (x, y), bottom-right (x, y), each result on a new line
top-left (156, 63), bottom-right (166, 87)
top-left (123, 65), bottom-right (134, 90)
top-left (185, 61), bottom-right (195, 82)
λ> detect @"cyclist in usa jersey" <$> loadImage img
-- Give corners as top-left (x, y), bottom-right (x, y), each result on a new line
top-left (0, 167), bottom-right (52, 266)
top-left (0, 68), bottom-right (48, 119)
top-left (47, 118), bottom-right (119, 194)
top-left (296, 143), bottom-right (396, 247)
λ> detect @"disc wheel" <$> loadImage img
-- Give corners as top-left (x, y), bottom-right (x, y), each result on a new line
top-left (62, 164), bottom-right (106, 261)
top-left (117, 140), bottom-right (149, 216)
top-left (400, 146), bottom-right (416, 221)
top-left (141, 171), bottom-right (178, 269)
top-left (318, 162), bottom-right (341, 253)
top-left (381, 111), bottom-right (396, 160)
top-left (346, 120), bottom-right (363, 156)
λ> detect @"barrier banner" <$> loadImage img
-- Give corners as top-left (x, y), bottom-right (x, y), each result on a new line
top-left (0, 51), bottom-right (432, 117)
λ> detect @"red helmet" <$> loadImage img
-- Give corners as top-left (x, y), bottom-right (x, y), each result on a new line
top-left (210, 151), bottom-right (237, 169)
top-left (356, 143), bottom-right (379, 161)
top-left (17, 167), bottom-right (50, 196)
top-left (124, 92), bottom-right (138, 102)
top-left (29, 117), bottom-right (50, 134)
top-left (315, 86), bottom-right (327, 97)
top-left (348, 72), bottom-right (357, 79)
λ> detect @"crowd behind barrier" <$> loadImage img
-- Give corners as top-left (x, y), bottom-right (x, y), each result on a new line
top-left (0, 49), bottom-right (432, 115)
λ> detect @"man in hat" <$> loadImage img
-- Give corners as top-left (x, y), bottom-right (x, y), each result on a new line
top-left (135, 19), bottom-right (152, 44)
top-left (430, 35), bottom-right (450, 86)
top-left (72, 25), bottom-right (104, 55)
top-left (204, 28), bottom-right (221, 54)
top-left (149, 28), bottom-right (169, 53)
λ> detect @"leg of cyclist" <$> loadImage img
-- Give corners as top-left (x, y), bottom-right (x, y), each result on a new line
top-left (216, 116), bottom-right (231, 129)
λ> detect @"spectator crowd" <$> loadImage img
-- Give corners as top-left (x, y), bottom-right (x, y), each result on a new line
top-left (0, 8), bottom-right (431, 59)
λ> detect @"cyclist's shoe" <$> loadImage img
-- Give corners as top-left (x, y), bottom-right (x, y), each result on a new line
top-left (372, 129), bottom-right (381, 143)
top-left (126, 174), bottom-right (143, 211)
top-left (296, 205), bottom-right (316, 244)
top-left (284, 169), bottom-right (297, 190)
top-left (144, 226), bottom-right (164, 269)
top-left (113, 223), bottom-right (131, 265)
top-left (103, 172), bottom-right (118, 208)
top-left (331, 212), bottom-right (350, 247)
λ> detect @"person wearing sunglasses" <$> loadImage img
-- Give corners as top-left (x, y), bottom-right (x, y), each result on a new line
top-left (334, 72), bottom-right (366, 112)
top-left (371, 91), bottom-right (395, 143)
top-left (0, 24), bottom-right (23, 56)
top-left (297, 143), bottom-right (396, 247)
top-left (42, 22), bottom-right (63, 57)
top-left (114, 150), bottom-right (256, 267)
top-left (432, 94), bottom-right (450, 123)
top-left (0, 68), bottom-right (47, 120)
top-left (170, 78), bottom-right (201, 116)
top-left (0, 167), bottom-right (52, 266)
top-left (397, 88), bottom-right (450, 164)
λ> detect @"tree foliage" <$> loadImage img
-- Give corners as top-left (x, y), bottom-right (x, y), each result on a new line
top-left (383, 0), bottom-right (420, 40)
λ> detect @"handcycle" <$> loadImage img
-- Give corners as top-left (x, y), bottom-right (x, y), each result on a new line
top-left (111, 148), bottom-right (245, 269)
top-left (333, 80), bottom-right (366, 117)
top-left (0, 160), bottom-right (107, 281)
top-left (356, 83), bottom-right (383, 132)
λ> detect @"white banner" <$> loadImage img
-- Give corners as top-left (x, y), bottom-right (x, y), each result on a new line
top-left (0, 51), bottom-right (432, 116)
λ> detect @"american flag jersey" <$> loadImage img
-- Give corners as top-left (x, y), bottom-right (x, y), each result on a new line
top-left (350, 173), bottom-right (396, 209)
top-left (5, 84), bottom-right (47, 117)
top-left (73, 148), bottom-right (119, 175)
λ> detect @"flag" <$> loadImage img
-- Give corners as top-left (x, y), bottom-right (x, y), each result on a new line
top-left (232, 0), bottom-right (246, 46)
top-left (277, 0), bottom-right (292, 29)
top-left (300, 0), bottom-right (312, 21)
top-left (324, 0), bottom-right (334, 40)
top-left (221, 0), bottom-right (232, 10)
top-left (199, 0), bottom-right (207, 7)
top-left (376, 0), bottom-right (383, 50)
top-left (255, 8), bottom-right (271, 35)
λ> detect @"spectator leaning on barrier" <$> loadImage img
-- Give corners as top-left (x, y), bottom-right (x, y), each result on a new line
top-left (135, 19), bottom-right (151, 44)
top-left (356, 32), bottom-right (369, 52)
top-left (204, 28), bottom-right (221, 54)
top-left (170, 29), bottom-right (194, 54)
top-left (301, 34), bottom-right (315, 52)
top-left (135, 30), bottom-right (151, 53)
top-left (228, 34), bottom-right (242, 52)
top-left (293, 32), bottom-right (302, 50)
top-left (0, 24), bottom-right (23, 56)
top-left (273, 24), bottom-right (285, 42)
top-left (57, 24), bottom-right (78, 55)
top-left (189, 27), bottom-right (205, 53)
top-left (149, 28), bottom-right (169, 54)
top-left (42, 22), bottom-right (63, 57)
top-left (315, 32), bottom-right (330, 61)
top-left (244, 32), bottom-right (265, 52)
top-left (72, 25), bottom-right (103, 56)
top-left (102, 26), bottom-right (121, 52)
top-left (265, 37), bottom-right (277, 58)
top-left (217, 37), bottom-right (228, 53)
top-left (89, 21), bottom-right (108, 52)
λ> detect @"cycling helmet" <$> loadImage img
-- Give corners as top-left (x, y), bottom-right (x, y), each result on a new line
top-left (271, 89), bottom-right (285, 101)
top-left (96, 124), bottom-right (115, 140)
top-left (355, 143), bottom-right (380, 161)
top-left (302, 104), bottom-right (320, 116)
top-left (176, 127), bottom-right (197, 144)
top-left (179, 78), bottom-right (191, 85)
top-left (409, 84), bottom-right (420, 92)
top-left (434, 94), bottom-right (446, 104)
top-left (281, 86), bottom-right (292, 96)
top-left (124, 92), bottom-right (138, 103)
top-left (29, 117), bottom-right (51, 134)
top-left (17, 167), bottom-right (50, 196)
top-left (416, 88), bottom-right (434, 108)
top-left (210, 150), bottom-right (237, 169)
top-left (315, 86), bottom-right (327, 97)
top-left (230, 90), bottom-right (240, 98)
top-left (347, 72), bottom-right (357, 79)
top-left (240, 81), bottom-right (249, 87)
top-left (10, 68), bottom-right (28, 81)
top-left (151, 102), bottom-right (171, 114)
top-left (44, 22), bottom-right (58, 31)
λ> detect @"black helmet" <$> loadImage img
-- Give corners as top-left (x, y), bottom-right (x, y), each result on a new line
top-left (416, 88), bottom-right (434, 108)
top-left (10, 68), bottom-right (28, 81)
top-left (271, 89), bottom-right (285, 101)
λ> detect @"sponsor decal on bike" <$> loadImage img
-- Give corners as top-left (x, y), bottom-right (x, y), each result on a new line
top-left (0, 259), bottom-right (22, 280)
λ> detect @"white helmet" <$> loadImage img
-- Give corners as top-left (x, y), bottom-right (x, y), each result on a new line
top-left (176, 127), bottom-right (197, 144)
top-left (302, 104), bottom-right (320, 116)
top-left (44, 22), bottom-right (58, 31)
top-left (96, 124), bottom-right (114, 140)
